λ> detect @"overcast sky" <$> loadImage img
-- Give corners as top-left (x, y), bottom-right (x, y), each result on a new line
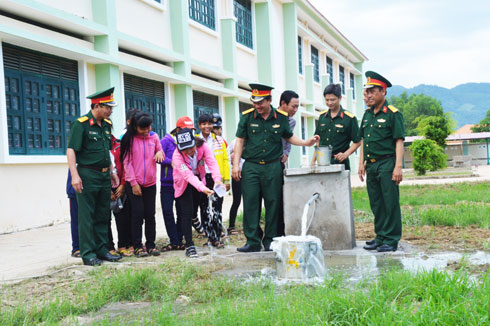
top-left (308, 0), bottom-right (490, 89)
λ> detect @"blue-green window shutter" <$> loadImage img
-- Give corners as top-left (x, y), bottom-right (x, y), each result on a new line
top-left (3, 43), bottom-right (79, 155)
top-left (298, 36), bottom-right (303, 74)
top-left (234, 0), bottom-right (253, 48)
top-left (326, 56), bottom-right (333, 85)
top-left (188, 0), bottom-right (216, 30)
top-left (239, 101), bottom-right (252, 114)
top-left (350, 72), bottom-right (355, 99)
top-left (124, 74), bottom-right (166, 138)
top-left (339, 65), bottom-right (345, 95)
top-left (311, 46), bottom-right (319, 83)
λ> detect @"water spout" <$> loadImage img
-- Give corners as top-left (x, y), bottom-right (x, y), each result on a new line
top-left (301, 193), bottom-right (320, 237)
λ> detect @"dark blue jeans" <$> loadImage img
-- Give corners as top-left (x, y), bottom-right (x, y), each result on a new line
top-left (69, 197), bottom-right (79, 252)
top-left (160, 186), bottom-right (183, 246)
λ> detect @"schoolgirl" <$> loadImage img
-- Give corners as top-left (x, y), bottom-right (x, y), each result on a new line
top-left (172, 126), bottom-right (222, 258)
top-left (120, 111), bottom-right (164, 257)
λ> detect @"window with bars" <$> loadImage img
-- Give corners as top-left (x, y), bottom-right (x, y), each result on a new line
top-left (350, 72), bottom-right (355, 100)
top-left (124, 74), bottom-right (166, 138)
top-left (188, 0), bottom-right (215, 30)
top-left (193, 91), bottom-right (219, 133)
top-left (311, 46), bottom-right (319, 83)
top-left (3, 43), bottom-right (80, 155)
top-left (298, 36), bottom-right (303, 74)
top-left (339, 66), bottom-right (345, 95)
top-left (326, 56), bottom-right (333, 85)
top-left (234, 0), bottom-right (253, 48)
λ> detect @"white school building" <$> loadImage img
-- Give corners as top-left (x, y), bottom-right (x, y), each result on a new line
top-left (0, 0), bottom-right (366, 232)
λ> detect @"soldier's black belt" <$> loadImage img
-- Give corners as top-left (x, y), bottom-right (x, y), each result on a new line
top-left (248, 158), bottom-right (281, 165)
top-left (367, 155), bottom-right (395, 164)
top-left (78, 164), bottom-right (110, 173)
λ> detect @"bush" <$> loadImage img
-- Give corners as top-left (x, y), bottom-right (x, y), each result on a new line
top-left (410, 139), bottom-right (447, 175)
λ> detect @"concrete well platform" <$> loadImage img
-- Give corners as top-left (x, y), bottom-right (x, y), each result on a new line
top-left (283, 165), bottom-right (356, 250)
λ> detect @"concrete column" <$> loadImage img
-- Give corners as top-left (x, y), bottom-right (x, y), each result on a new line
top-left (221, 17), bottom-right (237, 74)
top-left (346, 87), bottom-right (353, 111)
top-left (288, 115), bottom-right (302, 168)
top-left (173, 84), bottom-right (194, 119)
top-left (170, 0), bottom-right (191, 77)
top-left (92, 0), bottom-right (118, 56)
top-left (305, 64), bottom-right (314, 109)
top-left (255, 0), bottom-right (273, 86)
top-left (354, 62), bottom-right (364, 115)
top-left (306, 109), bottom-right (316, 160)
top-left (321, 74), bottom-right (330, 93)
top-left (91, 0), bottom-right (123, 133)
top-left (282, 2), bottom-right (299, 91)
top-left (224, 96), bottom-right (239, 142)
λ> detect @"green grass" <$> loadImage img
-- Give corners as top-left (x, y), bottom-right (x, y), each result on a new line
top-left (1, 261), bottom-right (489, 325)
top-left (353, 182), bottom-right (490, 228)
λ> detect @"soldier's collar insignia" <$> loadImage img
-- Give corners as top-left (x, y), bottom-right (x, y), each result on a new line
top-left (382, 106), bottom-right (388, 113)
top-left (272, 124), bottom-right (280, 128)
top-left (89, 118), bottom-right (94, 126)
top-left (340, 112), bottom-right (344, 119)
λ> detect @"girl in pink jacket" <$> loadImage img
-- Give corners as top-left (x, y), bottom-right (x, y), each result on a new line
top-left (120, 111), bottom-right (164, 257)
top-left (173, 127), bottom-right (222, 258)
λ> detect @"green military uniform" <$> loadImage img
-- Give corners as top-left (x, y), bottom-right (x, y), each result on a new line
top-left (68, 90), bottom-right (115, 261)
top-left (359, 96), bottom-right (405, 248)
top-left (236, 106), bottom-right (293, 249)
top-left (314, 106), bottom-right (360, 170)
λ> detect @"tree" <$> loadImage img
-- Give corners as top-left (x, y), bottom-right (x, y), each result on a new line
top-left (410, 139), bottom-right (447, 175)
top-left (389, 92), bottom-right (445, 136)
top-left (471, 108), bottom-right (490, 133)
top-left (416, 114), bottom-right (452, 148)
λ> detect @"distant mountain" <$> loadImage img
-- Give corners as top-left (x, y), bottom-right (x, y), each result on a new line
top-left (389, 83), bottom-right (490, 127)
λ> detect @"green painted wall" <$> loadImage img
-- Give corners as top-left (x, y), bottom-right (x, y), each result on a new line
top-left (224, 96), bottom-right (239, 142)
top-left (221, 18), bottom-right (237, 74)
top-left (92, 0), bottom-right (122, 134)
top-left (282, 2), bottom-right (299, 91)
top-left (174, 84), bottom-right (194, 118)
top-left (255, 1), bottom-right (273, 86)
top-left (305, 64), bottom-right (314, 105)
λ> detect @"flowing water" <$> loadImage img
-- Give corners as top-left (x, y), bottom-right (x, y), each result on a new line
top-left (272, 194), bottom-right (326, 280)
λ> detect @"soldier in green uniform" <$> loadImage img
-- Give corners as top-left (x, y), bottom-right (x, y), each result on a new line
top-left (313, 84), bottom-right (361, 170)
top-left (358, 71), bottom-right (405, 252)
top-left (232, 83), bottom-right (319, 252)
top-left (67, 87), bottom-right (123, 266)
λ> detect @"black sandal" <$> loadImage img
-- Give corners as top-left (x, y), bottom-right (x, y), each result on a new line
top-left (227, 227), bottom-right (239, 235)
top-left (212, 240), bottom-right (225, 249)
top-left (161, 244), bottom-right (178, 252)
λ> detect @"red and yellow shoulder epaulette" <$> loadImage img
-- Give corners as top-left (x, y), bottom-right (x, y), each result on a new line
top-left (104, 119), bottom-right (112, 125)
top-left (77, 116), bottom-right (89, 123)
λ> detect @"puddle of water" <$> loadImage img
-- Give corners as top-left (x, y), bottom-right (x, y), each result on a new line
top-left (215, 248), bottom-right (489, 284)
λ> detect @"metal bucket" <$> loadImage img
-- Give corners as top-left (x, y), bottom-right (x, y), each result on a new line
top-left (316, 145), bottom-right (332, 166)
top-left (272, 236), bottom-right (325, 280)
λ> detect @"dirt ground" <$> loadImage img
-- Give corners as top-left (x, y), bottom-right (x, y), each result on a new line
top-left (355, 222), bottom-right (490, 252)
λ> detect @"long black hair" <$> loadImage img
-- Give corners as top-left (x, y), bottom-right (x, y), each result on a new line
top-left (120, 111), bottom-right (153, 164)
